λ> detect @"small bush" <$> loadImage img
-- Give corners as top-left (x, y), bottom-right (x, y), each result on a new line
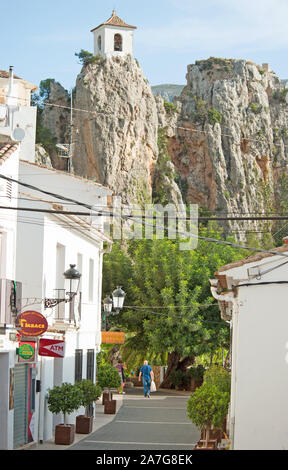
top-left (187, 382), bottom-right (230, 430)
top-left (97, 364), bottom-right (121, 391)
top-left (208, 108), bottom-right (223, 126)
top-left (164, 101), bottom-right (177, 113)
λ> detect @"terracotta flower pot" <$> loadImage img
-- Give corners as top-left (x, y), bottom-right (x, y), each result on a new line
top-left (76, 415), bottom-right (93, 434)
top-left (104, 399), bottom-right (116, 414)
top-left (54, 424), bottom-right (75, 445)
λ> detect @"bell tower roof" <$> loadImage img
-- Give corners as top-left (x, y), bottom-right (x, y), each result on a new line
top-left (91, 10), bottom-right (137, 32)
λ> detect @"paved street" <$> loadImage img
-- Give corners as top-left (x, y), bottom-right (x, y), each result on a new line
top-left (69, 387), bottom-right (200, 451)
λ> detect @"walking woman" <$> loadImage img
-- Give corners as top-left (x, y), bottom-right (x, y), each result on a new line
top-left (115, 359), bottom-right (126, 394)
top-left (139, 360), bottom-right (154, 398)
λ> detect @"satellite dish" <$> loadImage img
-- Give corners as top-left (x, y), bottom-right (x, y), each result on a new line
top-left (12, 127), bottom-right (25, 142)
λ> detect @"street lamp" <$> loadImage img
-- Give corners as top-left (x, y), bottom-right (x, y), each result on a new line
top-left (102, 287), bottom-right (126, 330)
top-left (112, 286), bottom-right (126, 313)
top-left (64, 264), bottom-right (81, 301)
top-left (44, 264), bottom-right (81, 309)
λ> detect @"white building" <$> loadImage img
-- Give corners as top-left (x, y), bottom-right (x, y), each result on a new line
top-left (0, 142), bottom-right (22, 451)
top-left (91, 10), bottom-right (136, 59)
top-left (10, 160), bottom-right (112, 449)
top-left (210, 243), bottom-right (288, 450)
top-left (0, 152), bottom-right (113, 449)
top-left (0, 68), bottom-right (37, 163)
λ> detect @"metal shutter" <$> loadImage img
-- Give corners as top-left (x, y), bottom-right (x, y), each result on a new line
top-left (13, 364), bottom-right (28, 448)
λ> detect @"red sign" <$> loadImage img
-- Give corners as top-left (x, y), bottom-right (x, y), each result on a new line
top-left (17, 311), bottom-right (48, 337)
top-left (39, 339), bottom-right (65, 358)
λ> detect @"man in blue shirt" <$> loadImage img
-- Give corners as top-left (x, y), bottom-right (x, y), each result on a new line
top-left (139, 360), bottom-right (154, 398)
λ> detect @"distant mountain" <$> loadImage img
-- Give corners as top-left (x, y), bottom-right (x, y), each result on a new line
top-left (151, 84), bottom-right (185, 102)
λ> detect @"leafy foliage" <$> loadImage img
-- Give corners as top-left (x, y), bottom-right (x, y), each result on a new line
top-left (187, 381), bottom-right (230, 430)
top-left (76, 380), bottom-right (102, 416)
top-left (97, 364), bottom-right (121, 391)
top-left (47, 382), bottom-right (83, 425)
top-left (187, 364), bottom-right (230, 430)
top-left (75, 50), bottom-right (105, 66)
top-left (102, 227), bottom-right (245, 374)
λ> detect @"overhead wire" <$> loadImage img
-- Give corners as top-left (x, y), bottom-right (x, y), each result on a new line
top-left (3, 92), bottom-right (288, 149)
top-left (1, 172), bottom-right (288, 258)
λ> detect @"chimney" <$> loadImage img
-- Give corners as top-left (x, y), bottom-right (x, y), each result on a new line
top-left (7, 66), bottom-right (14, 104)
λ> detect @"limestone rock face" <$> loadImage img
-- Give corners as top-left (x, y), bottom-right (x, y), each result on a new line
top-left (165, 58), bottom-right (288, 239)
top-left (40, 81), bottom-right (70, 171)
top-left (72, 55), bottom-right (159, 206)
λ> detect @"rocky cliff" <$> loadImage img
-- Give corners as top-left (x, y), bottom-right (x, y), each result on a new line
top-left (72, 55), bottom-right (156, 206)
top-left (164, 58), bottom-right (288, 241)
top-left (36, 55), bottom-right (288, 242)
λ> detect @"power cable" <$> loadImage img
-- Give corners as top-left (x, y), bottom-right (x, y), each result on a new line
top-left (3, 92), bottom-right (288, 148)
top-left (1, 173), bottom-right (288, 258)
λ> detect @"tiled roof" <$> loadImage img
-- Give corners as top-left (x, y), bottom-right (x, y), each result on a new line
top-left (0, 143), bottom-right (19, 165)
top-left (0, 70), bottom-right (21, 79)
top-left (91, 10), bottom-right (137, 32)
top-left (216, 244), bottom-right (288, 273)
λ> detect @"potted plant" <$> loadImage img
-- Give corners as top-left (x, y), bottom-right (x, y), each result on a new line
top-left (187, 365), bottom-right (230, 449)
top-left (187, 382), bottom-right (230, 449)
top-left (97, 364), bottom-right (121, 414)
top-left (47, 382), bottom-right (83, 445)
top-left (75, 380), bottom-right (102, 434)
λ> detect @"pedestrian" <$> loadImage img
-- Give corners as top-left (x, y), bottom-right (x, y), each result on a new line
top-left (115, 359), bottom-right (126, 394)
top-left (139, 360), bottom-right (154, 398)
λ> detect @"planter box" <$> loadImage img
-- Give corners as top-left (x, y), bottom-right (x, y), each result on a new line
top-left (55, 424), bottom-right (75, 445)
top-left (76, 415), bottom-right (93, 434)
top-left (195, 439), bottom-right (217, 450)
top-left (104, 399), bottom-right (116, 414)
top-left (102, 391), bottom-right (113, 405)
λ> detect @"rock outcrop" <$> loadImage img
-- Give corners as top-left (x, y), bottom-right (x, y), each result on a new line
top-left (163, 58), bottom-right (288, 240)
top-left (36, 55), bottom-right (288, 243)
top-left (72, 55), bottom-right (160, 206)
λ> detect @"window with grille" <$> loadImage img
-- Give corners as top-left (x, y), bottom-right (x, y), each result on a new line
top-left (75, 349), bottom-right (83, 382)
top-left (87, 349), bottom-right (95, 382)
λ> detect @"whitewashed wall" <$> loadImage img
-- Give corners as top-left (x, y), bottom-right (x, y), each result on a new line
top-left (220, 253), bottom-right (288, 450)
top-left (93, 25), bottom-right (134, 58)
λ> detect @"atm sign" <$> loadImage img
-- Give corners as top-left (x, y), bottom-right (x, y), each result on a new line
top-left (39, 339), bottom-right (65, 358)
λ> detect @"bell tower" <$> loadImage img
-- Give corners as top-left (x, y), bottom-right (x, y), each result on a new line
top-left (91, 10), bottom-right (137, 59)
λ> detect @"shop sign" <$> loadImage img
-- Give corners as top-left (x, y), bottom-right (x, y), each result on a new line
top-left (39, 338), bottom-right (65, 357)
top-left (17, 343), bottom-right (35, 360)
top-left (17, 311), bottom-right (48, 337)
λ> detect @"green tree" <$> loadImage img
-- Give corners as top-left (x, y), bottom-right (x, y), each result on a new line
top-left (39, 78), bottom-right (56, 101)
top-left (75, 49), bottom-right (98, 66)
top-left (103, 226), bottom-right (245, 387)
top-left (97, 364), bottom-right (121, 393)
top-left (47, 382), bottom-right (82, 425)
top-left (76, 380), bottom-right (102, 417)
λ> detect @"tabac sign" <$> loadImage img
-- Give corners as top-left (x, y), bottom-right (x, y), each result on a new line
top-left (17, 311), bottom-right (48, 337)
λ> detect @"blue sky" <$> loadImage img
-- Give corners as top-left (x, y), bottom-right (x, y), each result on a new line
top-left (1, 0), bottom-right (288, 91)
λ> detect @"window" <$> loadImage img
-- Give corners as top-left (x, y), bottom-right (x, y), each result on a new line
top-left (97, 35), bottom-right (102, 51)
top-left (87, 349), bottom-right (95, 381)
top-left (89, 258), bottom-right (94, 302)
top-left (75, 349), bottom-right (83, 382)
top-left (114, 34), bottom-right (122, 52)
